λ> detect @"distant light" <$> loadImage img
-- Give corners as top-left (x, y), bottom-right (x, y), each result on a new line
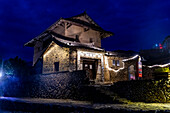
top-left (159, 43), bottom-right (163, 49)
top-left (0, 72), bottom-right (2, 78)
top-left (155, 44), bottom-right (158, 47)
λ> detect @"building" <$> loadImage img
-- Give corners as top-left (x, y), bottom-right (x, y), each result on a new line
top-left (25, 12), bottom-right (141, 84)
top-left (140, 36), bottom-right (170, 80)
top-left (140, 36), bottom-right (170, 65)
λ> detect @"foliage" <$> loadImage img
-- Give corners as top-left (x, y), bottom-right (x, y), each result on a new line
top-left (155, 67), bottom-right (170, 73)
top-left (3, 56), bottom-right (33, 77)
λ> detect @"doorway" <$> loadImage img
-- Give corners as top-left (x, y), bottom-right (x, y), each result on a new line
top-left (128, 65), bottom-right (136, 80)
top-left (83, 58), bottom-right (97, 80)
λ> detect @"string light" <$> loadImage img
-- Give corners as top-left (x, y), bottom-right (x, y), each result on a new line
top-left (105, 56), bottom-right (125, 72)
top-left (122, 55), bottom-right (139, 62)
top-left (147, 63), bottom-right (170, 68)
top-left (77, 50), bottom-right (103, 59)
top-left (105, 54), bottom-right (139, 73)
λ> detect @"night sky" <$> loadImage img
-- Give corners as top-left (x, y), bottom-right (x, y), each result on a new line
top-left (1, 0), bottom-right (170, 61)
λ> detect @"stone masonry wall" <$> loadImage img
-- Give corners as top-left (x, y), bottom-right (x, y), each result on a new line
top-left (106, 56), bottom-right (138, 83)
top-left (43, 42), bottom-right (70, 74)
top-left (111, 79), bottom-right (170, 103)
top-left (1, 71), bottom-right (87, 100)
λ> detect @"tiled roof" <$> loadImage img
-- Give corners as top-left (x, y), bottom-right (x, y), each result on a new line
top-left (52, 35), bottom-right (104, 51)
top-left (63, 18), bottom-right (113, 36)
top-left (105, 50), bottom-right (138, 58)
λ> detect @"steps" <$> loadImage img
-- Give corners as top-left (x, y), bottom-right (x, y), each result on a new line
top-left (94, 85), bottom-right (132, 104)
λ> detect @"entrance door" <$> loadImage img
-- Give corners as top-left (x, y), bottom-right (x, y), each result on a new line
top-left (83, 59), bottom-right (97, 80)
top-left (128, 65), bottom-right (136, 80)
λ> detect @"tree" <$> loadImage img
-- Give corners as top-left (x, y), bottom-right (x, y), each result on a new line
top-left (4, 56), bottom-right (33, 77)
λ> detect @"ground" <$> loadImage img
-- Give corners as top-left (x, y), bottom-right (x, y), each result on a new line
top-left (0, 97), bottom-right (169, 112)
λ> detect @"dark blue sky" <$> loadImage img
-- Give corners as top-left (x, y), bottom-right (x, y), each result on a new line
top-left (1, 0), bottom-right (170, 61)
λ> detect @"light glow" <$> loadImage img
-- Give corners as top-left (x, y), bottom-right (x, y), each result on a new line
top-left (105, 54), bottom-right (139, 73)
top-left (148, 63), bottom-right (170, 68)
top-left (0, 72), bottom-right (2, 78)
top-left (105, 56), bottom-right (125, 72)
top-left (122, 55), bottom-right (139, 62)
top-left (77, 50), bottom-right (103, 59)
top-left (77, 50), bottom-right (105, 81)
top-left (77, 50), bottom-right (104, 70)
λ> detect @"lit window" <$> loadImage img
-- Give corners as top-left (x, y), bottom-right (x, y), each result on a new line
top-left (85, 64), bottom-right (88, 67)
top-left (112, 60), bottom-right (115, 66)
top-left (117, 60), bottom-right (120, 66)
top-left (90, 65), bottom-right (93, 69)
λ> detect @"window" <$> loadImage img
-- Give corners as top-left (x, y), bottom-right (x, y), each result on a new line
top-left (90, 38), bottom-right (93, 43)
top-left (76, 35), bottom-right (79, 42)
top-left (85, 64), bottom-right (88, 67)
top-left (89, 65), bottom-right (93, 69)
top-left (37, 47), bottom-right (40, 51)
top-left (54, 62), bottom-right (59, 71)
top-left (117, 60), bottom-right (120, 66)
top-left (112, 60), bottom-right (115, 66)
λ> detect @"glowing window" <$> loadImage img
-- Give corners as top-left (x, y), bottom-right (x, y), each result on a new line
top-left (117, 60), bottom-right (120, 66)
top-left (85, 64), bottom-right (88, 67)
top-left (90, 65), bottom-right (92, 69)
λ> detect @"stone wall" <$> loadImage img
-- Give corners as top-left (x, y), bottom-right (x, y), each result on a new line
top-left (43, 42), bottom-right (70, 74)
top-left (111, 79), bottom-right (170, 103)
top-left (1, 71), bottom-right (87, 99)
top-left (106, 57), bottom-right (138, 83)
top-left (142, 66), bottom-right (154, 80)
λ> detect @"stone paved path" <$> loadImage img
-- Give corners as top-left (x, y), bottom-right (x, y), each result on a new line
top-left (0, 97), bottom-right (170, 112)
